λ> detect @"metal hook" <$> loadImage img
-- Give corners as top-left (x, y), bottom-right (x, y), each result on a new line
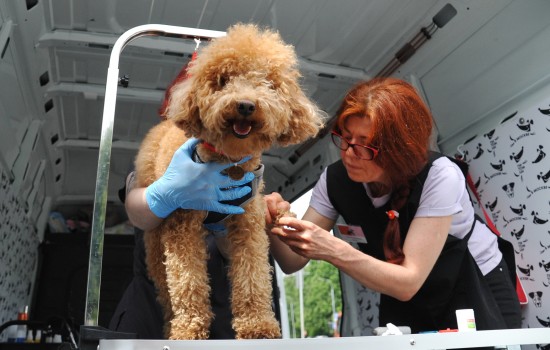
top-left (194, 38), bottom-right (201, 51)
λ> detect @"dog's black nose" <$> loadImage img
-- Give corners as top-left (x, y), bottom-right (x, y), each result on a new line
top-left (237, 100), bottom-right (255, 117)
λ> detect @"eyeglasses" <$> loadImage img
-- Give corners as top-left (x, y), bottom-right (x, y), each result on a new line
top-left (330, 131), bottom-right (379, 160)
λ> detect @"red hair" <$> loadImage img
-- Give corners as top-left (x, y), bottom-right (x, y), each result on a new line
top-left (333, 77), bottom-right (433, 264)
top-left (158, 51), bottom-right (197, 119)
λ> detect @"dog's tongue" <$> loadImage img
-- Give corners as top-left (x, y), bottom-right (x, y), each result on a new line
top-left (233, 120), bottom-right (252, 136)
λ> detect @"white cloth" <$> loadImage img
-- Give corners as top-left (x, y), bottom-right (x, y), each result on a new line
top-left (310, 157), bottom-right (501, 275)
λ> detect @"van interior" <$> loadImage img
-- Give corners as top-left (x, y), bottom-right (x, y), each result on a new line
top-left (1, 0), bottom-right (550, 349)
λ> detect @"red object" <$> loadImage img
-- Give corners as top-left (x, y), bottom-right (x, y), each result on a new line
top-left (158, 51), bottom-right (198, 119)
top-left (17, 306), bottom-right (28, 320)
top-left (201, 141), bottom-right (224, 155)
top-left (386, 210), bottom-right (399, 220)
top-left (438, 328), bottom-right (458, 333)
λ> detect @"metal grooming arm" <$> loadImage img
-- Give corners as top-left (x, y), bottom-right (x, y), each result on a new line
top-left (85, 24), bottom-right (225, 328)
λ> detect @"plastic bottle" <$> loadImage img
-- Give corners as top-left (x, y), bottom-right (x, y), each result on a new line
top-left (25, 330), bottom-right (34, 343)
top-left (6, 323), bottom-right (17, 343)
top-left (15, 306), bottom-right (29, 343)
top-left (53, 334), bottom-right (62, 343)
top-left (44, 325), bottom-right (53, 343)
top-left (34, 329), bottom-right (42, 343)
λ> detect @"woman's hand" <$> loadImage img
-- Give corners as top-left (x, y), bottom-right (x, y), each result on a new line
top-left (264, 192), bottom-right (291, 226)
top-left (146, 138), bottom-right (254, 218)
top-left (264, 193), bottom-right (338, 273)
top-left (271, 216), bottom-right (343, 262)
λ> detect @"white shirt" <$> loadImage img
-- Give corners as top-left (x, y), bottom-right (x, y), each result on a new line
top-left (310, 157), bottom-right (501, 275)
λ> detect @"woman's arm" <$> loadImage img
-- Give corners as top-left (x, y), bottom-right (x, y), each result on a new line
top-left (125, 138), bottom-right (255, 231)
top-left (269, 206), bottom-right (336, 274)
top-left (124, 172), bottom-right (163, 231)
top-left (272, 214), bottom-right (451, 301)
top-left (264, 192), bottom-right (336, 274)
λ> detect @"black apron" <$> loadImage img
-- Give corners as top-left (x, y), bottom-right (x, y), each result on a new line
top-left (327, 152), bottom-right (507, 333)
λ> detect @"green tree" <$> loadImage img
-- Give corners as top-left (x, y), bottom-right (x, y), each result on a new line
top-left (283, 260), bottom-right (342, 337)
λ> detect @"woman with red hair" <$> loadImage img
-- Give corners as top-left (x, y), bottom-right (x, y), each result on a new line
top-left (266, 77), bottom-right (521, 333)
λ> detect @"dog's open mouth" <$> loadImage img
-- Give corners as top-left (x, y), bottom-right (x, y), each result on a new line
top-left (232, 119), bottom-right (253, 139)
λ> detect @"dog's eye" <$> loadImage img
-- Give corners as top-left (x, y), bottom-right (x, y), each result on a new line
top-left (218, 75), bottom-right (228, 87)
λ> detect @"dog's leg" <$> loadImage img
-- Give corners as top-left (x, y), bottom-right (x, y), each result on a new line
top-left (161, 210), bottom-right (213, 339)
top-left (227, 197), bottom-right (281, 339)
top-left (144, 227), bottom-right (173, 337)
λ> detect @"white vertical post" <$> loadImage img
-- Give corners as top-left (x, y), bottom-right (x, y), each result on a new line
top-left (298, 270), bottom-right (305, 338)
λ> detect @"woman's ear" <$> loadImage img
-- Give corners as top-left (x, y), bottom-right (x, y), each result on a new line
top-left (166, 79), bottom-right (202, 137)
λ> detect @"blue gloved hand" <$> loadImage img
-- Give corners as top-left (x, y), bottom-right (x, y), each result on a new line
top-left (145, 138), bottom-right (254, 218)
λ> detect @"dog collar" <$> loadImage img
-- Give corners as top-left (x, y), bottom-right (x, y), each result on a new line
top-left (201, 141), bottom-right (224, 155)
top-left (200, 140), bottom-right (244, 164)
top-left (192, 141), bottom-right (246, 180)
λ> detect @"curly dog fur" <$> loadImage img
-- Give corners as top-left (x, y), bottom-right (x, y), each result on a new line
top-left (134, 23), bottom-right (324, 339)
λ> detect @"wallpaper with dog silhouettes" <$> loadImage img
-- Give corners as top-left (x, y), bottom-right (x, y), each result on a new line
top-left (0, 164), bottom-right (40, 341)
top-left (460, 98), bottom-right (550, 332)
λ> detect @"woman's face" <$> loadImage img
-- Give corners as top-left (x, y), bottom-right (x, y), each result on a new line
top-left (340, 116), bottom-right (388, 185)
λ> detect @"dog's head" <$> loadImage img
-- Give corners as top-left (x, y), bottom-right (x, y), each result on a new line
top-left (164, 23), bottom-right (324, 160)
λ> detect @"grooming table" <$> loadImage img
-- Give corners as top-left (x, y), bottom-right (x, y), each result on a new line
top-left (99, 328), bottom-right (550, 350)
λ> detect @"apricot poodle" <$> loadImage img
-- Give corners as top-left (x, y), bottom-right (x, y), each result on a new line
top-left (134, 23), bottom-right (324, 339)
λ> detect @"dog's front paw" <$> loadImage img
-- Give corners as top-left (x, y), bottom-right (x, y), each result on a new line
top-left (233, 316), bottom-right (282, 339)
top-left (169, 316), bottom-right (211, 340)
top-left (275, 209), bottom-right (297, 225)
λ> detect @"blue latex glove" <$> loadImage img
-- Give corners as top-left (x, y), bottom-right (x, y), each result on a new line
top-left (145, 138), bottom-right (254, 218)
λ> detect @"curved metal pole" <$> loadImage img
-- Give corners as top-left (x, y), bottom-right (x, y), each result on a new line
top-left (84, 24), bottom-right (226, 326)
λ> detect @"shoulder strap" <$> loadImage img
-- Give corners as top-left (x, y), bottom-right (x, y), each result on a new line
top-left (456, 156), bottom-right (528, 304)
top-left (407, 151), bottom-right (444, 205)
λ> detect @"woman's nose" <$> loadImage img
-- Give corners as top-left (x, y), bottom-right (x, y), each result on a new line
top-left (343, 146), bottom-right (355, 158)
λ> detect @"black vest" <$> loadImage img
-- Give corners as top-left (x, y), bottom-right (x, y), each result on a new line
top-left (326, 152), bottom-right (506, 333)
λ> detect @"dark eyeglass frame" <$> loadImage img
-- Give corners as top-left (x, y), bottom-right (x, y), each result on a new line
top-left (330, 131), bottom-right (379, 160)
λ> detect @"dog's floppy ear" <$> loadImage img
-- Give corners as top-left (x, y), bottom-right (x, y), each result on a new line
top-left (277, 88), bottom-right (325, 146)
top-left (165, 79), bottom-right (202, 137)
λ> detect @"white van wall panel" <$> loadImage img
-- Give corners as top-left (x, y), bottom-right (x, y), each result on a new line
top-left (421, 0), bottom-right (550, 153)
top-left (122, 54), bottom-right (174, 88)
top-left (58, 94), bottom-right (103, 140)
top-left (43, 0), bottom-right (443, 77)
top-left (52, 47), bottom-right (190, 89)
top-left (55, 49), bottom-right (109, 85)
top-left (54, 93), bottom-right (160, 142)
top-left (27, 160), bottom-right (46, 219)
top-left (59, 148), bottom-right (133, 203)
top-left (39, 110), bottom-right (64, 199)
top-left (288, 0), bottom-right (436, 68)
top-left (10, 121), bottom-right (41, 198)
top-left (0, 36), bottom-right (31, 171)
top-left (4, 0), bottom-right (50, 117)
top-left (20, 157), bottom-right (40, 201)
top-left (113, 101), bottom-right (161, 141)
